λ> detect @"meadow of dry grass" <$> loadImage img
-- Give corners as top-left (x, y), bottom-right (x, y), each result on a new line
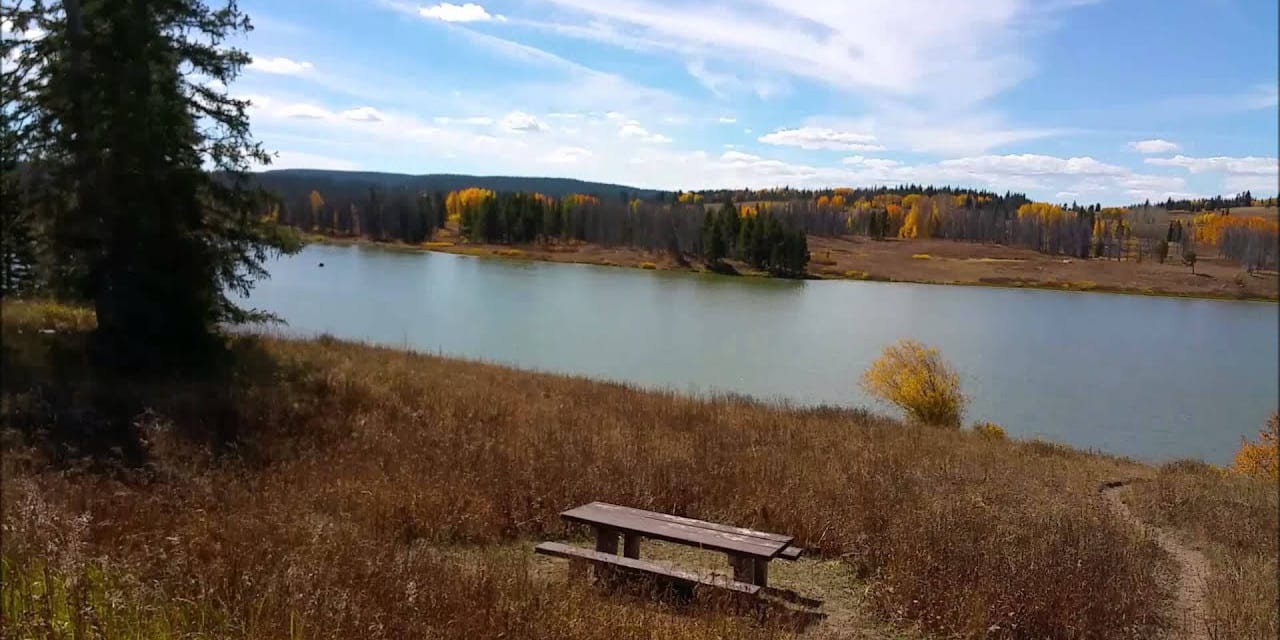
top-left (1, 300), bottom-right (1273, 639)
top-left (353, 222), bottom-right (1280, 300)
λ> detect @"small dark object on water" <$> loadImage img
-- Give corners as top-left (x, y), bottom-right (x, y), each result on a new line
top-left (319, 262), bottom-right (325, 268)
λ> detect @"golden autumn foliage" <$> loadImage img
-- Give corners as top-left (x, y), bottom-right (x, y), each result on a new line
top-left (1231, 412), bottom-right (1279, 481)
top-left (564, 193), bottom-right (600, 207)
top-left (1194, 213), bottom-right (1280, 246)
top-left (676, 192), bottom-right (704, 204)
top-left (862, 339), bottom-right (966, 427)
top-left (445, 187), bottom-right (496, 223)
top-left (899, 198), bottom-right (940, 239)
top-left (972, 422), bottom-right (1007, 440)
top-left (308, 190), bottom-right (324, 217)
top-left (1016, 202), bottom-right (1067, 223)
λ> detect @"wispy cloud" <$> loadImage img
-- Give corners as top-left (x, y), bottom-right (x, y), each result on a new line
top-left (248, 56), bottom-right (314, 75)
top-left (759, 127), bottom-right (884, 151)
top-left (419, 2), bottom-right (505, 23)
top-left (1128, 139), bottom-right (1180, 154)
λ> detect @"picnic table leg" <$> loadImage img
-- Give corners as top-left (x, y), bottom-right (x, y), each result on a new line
top-left (593, 527), bottom-right (620, 586)
top-left (594, 527), bottom-right (619, 554)
top-left (753, 559), bottom-right (769, 588)
top-left (623, 534), bottom-right (641, 559)
top-left (728, 555), bottom-right (753, 583)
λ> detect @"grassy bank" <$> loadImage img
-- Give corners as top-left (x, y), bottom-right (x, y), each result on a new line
top-left (312, 231), bottom-right (1280, 302)
top-left (3, 300), bottom-right (1275, 638)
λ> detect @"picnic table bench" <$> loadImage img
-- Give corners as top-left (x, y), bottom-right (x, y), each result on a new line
top-left (536, 502), bottom-right (819, 608)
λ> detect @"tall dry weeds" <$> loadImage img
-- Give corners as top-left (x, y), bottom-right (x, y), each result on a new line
top-left (1, 301), bottom-right (1175, 639)
top-left (1126, 460), bottom-right (1280, 640)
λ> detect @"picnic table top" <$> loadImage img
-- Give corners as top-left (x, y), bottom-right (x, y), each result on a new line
top-left (560, 501), bottom-right (795, 559)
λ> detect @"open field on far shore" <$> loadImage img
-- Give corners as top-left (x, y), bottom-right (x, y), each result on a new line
top-left (330, 224), bottom-right (1280, 301)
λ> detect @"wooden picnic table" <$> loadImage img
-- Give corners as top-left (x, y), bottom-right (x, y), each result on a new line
top-left (558, 501), bottom-right (802, 588)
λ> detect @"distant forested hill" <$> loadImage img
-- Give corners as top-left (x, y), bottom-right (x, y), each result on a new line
top-left (252, 169), bottom-right (665, 201)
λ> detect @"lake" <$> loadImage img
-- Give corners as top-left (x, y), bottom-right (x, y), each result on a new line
top-left (243, 243), bottom-right (1279, 464)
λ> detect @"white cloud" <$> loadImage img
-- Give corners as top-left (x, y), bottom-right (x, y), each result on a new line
top-left (718, 116), bottom-right (737, 124)
top-left (886, 116), bottom-right (1062, 156)
top-left (241, 90), bottom-right (1232, 203)
top-left (278, 103), bottom-right (334, 120)
top-left (418, 2), bottom-right (504, 22)
top-left (685, 59), bottom-right (785, 99)
top-left (1144, 155), bottom-right (1279, 196)
top-left (542, 146), bottom-right (593, 163)
top-left (500, 111), bottom-right (548, 132)
top-left (759, 127), bottom-right (884, 151)
top-left (248, 56), bottom-right (314, 75)
top-left (939, 154), bottom-right (1129, 178)
top-left (434, 116), bottom-right (495, 125)
top-left (341, 107), bottom-right (386, 122)
top-left (1055, 191), bottom-right (1079, 199)
top-left (265, 150), bottom-right (360, 171)
top-left (841, 155), bottom-right (902, 171)
top-left (1144, 155), bottom-right (1277, 176)
top-left (525, 0), bottom-right (1099, 109)
top-left (1128, 139), bottom-right (1180, 154)
top-left (618, 121), bottom-right (672, 143)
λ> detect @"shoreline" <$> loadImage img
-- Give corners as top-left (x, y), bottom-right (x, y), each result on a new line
top-left (307, 234), bottom-right (1280, 303)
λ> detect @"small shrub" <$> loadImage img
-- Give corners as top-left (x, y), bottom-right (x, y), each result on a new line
top-left (844, 271), bottom-right (888, 282)
top-left (911, 253), bottom-right (931, 260)
top-left (1231, 411), bottom-right (1279, 481)
top-left (972, 421), bottom-right (1007, 440)
top-left (1182, 249), bottom-right (1197, 274)
top-left (862, 339), bottom-right (966, 427)
top-left (639, 261), bottom-right (657, 270)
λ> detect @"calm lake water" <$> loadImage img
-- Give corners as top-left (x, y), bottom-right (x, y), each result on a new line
top-left (243, 244), bottom-right (1279, 464)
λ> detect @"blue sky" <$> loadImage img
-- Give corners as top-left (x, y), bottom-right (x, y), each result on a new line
top-left (231, 0), bottom-right (1278, 204)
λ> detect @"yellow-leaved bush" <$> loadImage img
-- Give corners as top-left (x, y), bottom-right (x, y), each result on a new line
top-left (972, 421), bottom-right (1007, 440)
top-left (862, 339), bottom-right (966, 427)
top-left (1231, 411), bottom-right (1278, 481)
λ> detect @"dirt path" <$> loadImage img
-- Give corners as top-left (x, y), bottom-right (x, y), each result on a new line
top-left (1100, 481), bottom-right (1211, 640)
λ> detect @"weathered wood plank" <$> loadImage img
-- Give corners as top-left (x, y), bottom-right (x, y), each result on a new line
top-left (778, 546), bottom-right (804, 561)
top-left (569, 502), bottom-right (791, 542)
top-left (535, 542), bottom-right (762, 596)
top-left (561, 503), bottom-right (791, 559)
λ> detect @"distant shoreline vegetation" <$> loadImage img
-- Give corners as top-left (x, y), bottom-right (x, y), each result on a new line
top-left (247, 170), bottom-right (1279, 286)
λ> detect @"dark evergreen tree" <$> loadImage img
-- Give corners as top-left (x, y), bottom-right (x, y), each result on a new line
top-left (6, 0), bottom-right (301, 372)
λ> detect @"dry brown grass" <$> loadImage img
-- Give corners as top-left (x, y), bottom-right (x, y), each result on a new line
top-left (806, 237), bottom-right (1279, 301)
top-left (1125, 461), bottom-right (1280, 639)
top-left (1, 301), bottom-right (1178, 639)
